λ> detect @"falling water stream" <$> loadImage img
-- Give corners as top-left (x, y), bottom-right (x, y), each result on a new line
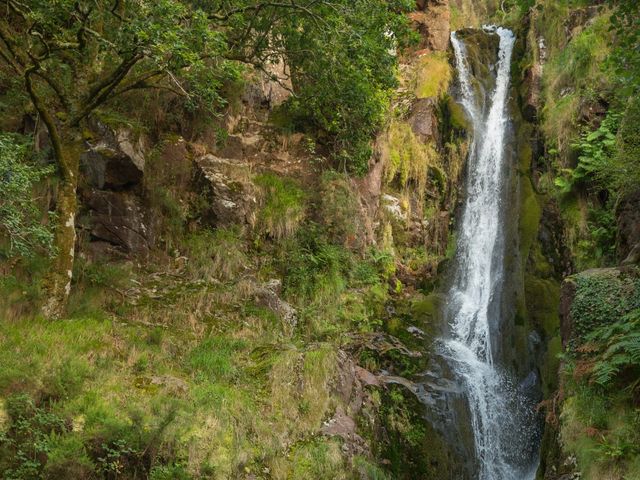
top-left (441, 27), bottom-right (539, 480)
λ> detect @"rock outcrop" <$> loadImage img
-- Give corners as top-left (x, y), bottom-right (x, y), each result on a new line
top-left (410, 0), bottom-right (451, 53)
top-left (79, 124), bottom-right (153, 256)
top-left (194, 154), bottom-right (258, 227)
top-left (617, 189), bottom-right (640, 265)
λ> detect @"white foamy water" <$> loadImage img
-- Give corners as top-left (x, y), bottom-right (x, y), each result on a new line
top-left (443, 27), bottom-right (539, 480)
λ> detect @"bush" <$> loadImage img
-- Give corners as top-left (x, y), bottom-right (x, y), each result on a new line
top-left (569, 269), bottom-right (640, 342)
top-left (0, 133), bottom-right (55, 258)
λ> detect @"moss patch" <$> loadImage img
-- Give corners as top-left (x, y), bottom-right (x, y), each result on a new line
top-left (524, 274), bottom-right (560, 338)
top-left (414, 52), bottom-right (452, 99)
top-left (519, 176), bottom-right (543, 267)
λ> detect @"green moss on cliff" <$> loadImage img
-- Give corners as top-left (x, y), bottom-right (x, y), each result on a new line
top-left (519, 177), bottom-right (543, 267)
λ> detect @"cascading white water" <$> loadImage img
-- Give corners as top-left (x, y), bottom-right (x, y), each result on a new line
top-left (442, 27), bottom-right (538, 480)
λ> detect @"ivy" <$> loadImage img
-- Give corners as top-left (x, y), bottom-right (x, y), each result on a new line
top-left (570, 269), bottom-right (640, 342)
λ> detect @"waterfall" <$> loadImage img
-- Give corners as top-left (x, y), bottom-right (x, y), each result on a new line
top-left (441, 27), bottom-right (539, 480)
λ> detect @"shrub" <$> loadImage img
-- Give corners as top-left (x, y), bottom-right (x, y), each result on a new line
top-left (280, 226), bottom-right (351, 304)
top-left (569, 269), bottom-right (640, 342)
top-left (0, 133), bottom-right (55, 258)
top-left (318, 171), bottom-right (362, 247)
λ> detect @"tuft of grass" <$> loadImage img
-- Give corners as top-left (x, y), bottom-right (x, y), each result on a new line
top-left (271, 439), bottom-right (346, 480)
top-left (187, 336), bottom-right (245, 383)
top-left (381, 120), bottom-right (441, 195)
top-left (414, 52), bottom-right (452, 99)
top-left (255, 173), bottom-right (306, 240)
top-left (318, 171), bottom-right (362, 248)
top-left (184, 227), bottom-right (248, 282)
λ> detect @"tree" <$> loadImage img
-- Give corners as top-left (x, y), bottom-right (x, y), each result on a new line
top-left (0, 0), bottom-right (240, 317)
top-left (0, 0), bottom-right (411, 317)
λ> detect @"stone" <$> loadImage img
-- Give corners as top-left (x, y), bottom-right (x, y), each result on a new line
top-left (253, 279), bottom-right (298, 330)
top-left (408, 97), bottom-right (439, 141)
top-left (559, 278), bottom-right (577, 348)
top-left (83, 189), bottom-right (152, 255)
top-left (355, 366), bottom-right (381, 387)
top-left (242, 57), bottom-right (292, 109)
top-left (321, 406), bottom-right (367, 456)
top-left (408, 1), bottom-right (451, 53)
top-left (81, 125), bottom-right (146, 189)
top-left (194, 154), bottom-right (258, 227)
top-left (151, 375), bottom-right (189, 395)
top-left (616, 189), bottom-right (640, 264)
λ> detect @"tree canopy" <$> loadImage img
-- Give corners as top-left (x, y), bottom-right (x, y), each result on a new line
top-left (0, 0), bottom-right (412, 316)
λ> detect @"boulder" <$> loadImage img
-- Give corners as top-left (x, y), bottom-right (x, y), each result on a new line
top-left (194, 154), bottom-right (258, 227)
top-left (408, 97), bottom-right (439, 141)
top-left (253, 279), bottom-right (298, 330)
top-left (242, 57), bottom-right (292, 109)
top-left (83, 190), bottom-right (152, 255)
top-left (409, 1), bottom-right (451, 53)
top-left (81, 125), bottom-right (146, 189)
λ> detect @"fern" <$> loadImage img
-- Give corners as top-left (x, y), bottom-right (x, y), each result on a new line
top-left (587, 309), bottom-right (640, 387)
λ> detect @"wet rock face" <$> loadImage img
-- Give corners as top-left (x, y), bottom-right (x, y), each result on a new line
top-left (82, 190), bottom-right (152, 255)
top-left (194, 154), bottom-right (257, 227)
top-left (616, 189), bottom-right (640, 264)
top-left (79, 125), bottom-right (154, 256)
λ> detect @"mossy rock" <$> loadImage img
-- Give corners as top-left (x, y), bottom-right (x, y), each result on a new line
top-left (524, 273), bottom-right (560, 338)
top-left (541, 335), bottom-right (561, 397)
top-left (445, 95), bottom-right (470, 131)
top-left (371, 384), bottom-right (463, 479)
top-left (519, 176), bottom-right (543, 267)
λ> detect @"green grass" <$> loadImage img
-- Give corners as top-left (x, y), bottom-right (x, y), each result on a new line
top-left (255, 173), bottom-right (306, 240)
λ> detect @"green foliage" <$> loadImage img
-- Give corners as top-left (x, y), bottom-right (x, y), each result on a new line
top-left (555, 111), bottom-right (621, 192)
top-left (275, 0), bottom-right (415, 174)
top-left (0, 133), bottom-right (55, 257)
top-left (280, 225), bottom-right (352, 304)
top-left (569, 270), bottom-right (640, 342)
top-left (607, 0), bottom-right (640, 93)
top-left (606, 95), bottom-right (640, 196)
top-left (542, 13), bottom-right (613, 155)
top-left (318, 171), bottom-right (361, 247)
top-left (585, 309), bottom-right (640, 387)
top-left (0, 394), bottom-right (69, 479)
top-left (255, 173), bottom-right (306, 240)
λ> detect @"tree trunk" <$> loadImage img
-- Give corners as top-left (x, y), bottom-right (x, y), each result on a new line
top-left (41, 135), bottom-right (83, 319)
